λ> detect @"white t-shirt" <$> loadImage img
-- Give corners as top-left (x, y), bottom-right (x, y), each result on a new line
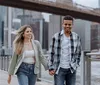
top-left (60, 34), bottom-right (71, 69)
top-left (22, 50), bottom-right (35, 64)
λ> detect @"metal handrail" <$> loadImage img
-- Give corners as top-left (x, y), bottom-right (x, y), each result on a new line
top-left (86, 52), bottom-right (100, 60)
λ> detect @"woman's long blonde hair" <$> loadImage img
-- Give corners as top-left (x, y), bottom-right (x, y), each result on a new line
top-left (13, 25), bottom-right (34, 55)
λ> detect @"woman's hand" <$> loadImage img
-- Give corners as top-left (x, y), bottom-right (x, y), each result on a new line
top-left (7, 75), bottom-right (11, 84)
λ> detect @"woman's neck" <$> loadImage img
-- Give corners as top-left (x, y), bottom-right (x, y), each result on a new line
top-left (24, 39), bottom-right (31, 43)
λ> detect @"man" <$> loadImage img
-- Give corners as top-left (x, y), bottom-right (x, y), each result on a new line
top-left (48, 15), bottom-right (81, 85)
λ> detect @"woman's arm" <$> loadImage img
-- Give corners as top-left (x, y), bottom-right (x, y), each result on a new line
top-left (7, 52), bottom-right (18, 84)
top-left (7, 75), bottom-right (11, 84)
top-left (8, 52), bottom-right (18, 75)
top-left (36, 40), bottom-right (49, 70)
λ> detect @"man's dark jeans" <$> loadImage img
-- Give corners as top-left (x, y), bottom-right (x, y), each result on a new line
top-left (54, 67), bottom-right (76, 85)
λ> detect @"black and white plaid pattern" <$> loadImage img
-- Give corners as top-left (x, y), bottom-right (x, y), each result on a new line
top-left (48, 30), bottom-right (81, 73)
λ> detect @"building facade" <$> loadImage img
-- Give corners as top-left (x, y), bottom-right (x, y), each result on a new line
top-left (91, 23), bottom-right (100, 50)
top-left (73, 19), bottom-right (91, 51)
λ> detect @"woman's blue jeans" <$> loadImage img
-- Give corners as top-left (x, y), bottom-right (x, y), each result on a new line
top-left (16, 62), bottom-right (37, 85)
top-left (54, 67), bottom-right (76, 85)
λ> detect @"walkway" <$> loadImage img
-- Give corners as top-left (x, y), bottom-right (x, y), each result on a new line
top-left (0, 70), bottom-right (52, 85)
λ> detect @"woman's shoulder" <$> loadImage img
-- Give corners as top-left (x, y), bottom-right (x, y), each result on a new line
top-left (33, 40), bottom-right (40, 43)
top-left (33, 40), bottom-right (41, 46)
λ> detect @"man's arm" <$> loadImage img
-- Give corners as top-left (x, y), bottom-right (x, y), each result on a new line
top-left (48, 36), bottom-right (56, 71)
top-left (76, 36), bottom-right (82, 66)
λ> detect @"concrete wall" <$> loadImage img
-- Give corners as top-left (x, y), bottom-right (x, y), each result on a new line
top-left (48, 15), bottom-right (61, 47)
top-left (73, 19), bottom-right (91, 51)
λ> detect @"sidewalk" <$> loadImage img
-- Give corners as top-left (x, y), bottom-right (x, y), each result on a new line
top-left (0, 70), bottom-right (53, 85)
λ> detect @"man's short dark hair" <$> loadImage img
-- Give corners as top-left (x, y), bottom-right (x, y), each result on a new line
top-left (63, 15), bottom-right (74, 21)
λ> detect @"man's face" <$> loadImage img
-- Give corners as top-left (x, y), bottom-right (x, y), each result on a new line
top-left (62, 20), bottom-right (73, 34)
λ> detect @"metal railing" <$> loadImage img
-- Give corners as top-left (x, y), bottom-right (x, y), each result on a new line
top-left (0, 55), bottom-right (12, 71)
top-left (81, 51), bottom-right (100, 85)
top-left (1, 51), bottom-right (100, 85)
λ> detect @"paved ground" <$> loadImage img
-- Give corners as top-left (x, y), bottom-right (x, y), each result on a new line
top-left (1, 61), bottom-right (100, 85)
top-left (0, 70), bottom-right (52, 85)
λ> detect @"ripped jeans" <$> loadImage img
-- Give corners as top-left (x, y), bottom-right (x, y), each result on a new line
top-left (16, 62), bottom-right (37, 85)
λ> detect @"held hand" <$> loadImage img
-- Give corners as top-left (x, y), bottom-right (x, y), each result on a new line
top-left (49, 70), bottom-right (55, 76)
top-left (7, 75), bottom-right (11, 84)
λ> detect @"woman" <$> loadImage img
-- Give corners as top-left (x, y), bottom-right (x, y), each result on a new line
top-left (7, 25), bottom-right (48, 85)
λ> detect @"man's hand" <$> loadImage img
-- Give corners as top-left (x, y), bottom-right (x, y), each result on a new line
top-left (49, 70), bottom-right (56, 76)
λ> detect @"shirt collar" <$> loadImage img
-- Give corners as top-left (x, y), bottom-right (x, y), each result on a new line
top-left (60, 30), bottom-right (64, 35)
top-left (60, 30), bottom-right (72, 36)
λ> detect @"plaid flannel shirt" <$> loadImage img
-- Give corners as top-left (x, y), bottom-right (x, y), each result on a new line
top-left (48, 30), bottom-right (81, 73)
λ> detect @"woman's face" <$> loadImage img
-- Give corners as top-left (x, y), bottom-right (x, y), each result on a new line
top-left (23, 27), bottom-right (32, 39)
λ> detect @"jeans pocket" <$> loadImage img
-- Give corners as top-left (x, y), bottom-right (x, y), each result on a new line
top-left (18, 63), bottom-right (28, 73)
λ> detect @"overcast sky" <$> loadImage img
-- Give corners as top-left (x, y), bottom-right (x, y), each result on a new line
top-left (73, 0), bottom-right (99, 8)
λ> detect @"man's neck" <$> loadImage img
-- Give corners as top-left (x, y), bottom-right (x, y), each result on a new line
top-left (64, 32), bottom-right (71, 37)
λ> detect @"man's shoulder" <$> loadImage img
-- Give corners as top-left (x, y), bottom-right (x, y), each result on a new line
top-left (53, 32), bottom-right (60, 38)
top-left (72, 32), bottom-right (81, 40)
top-left (72, 32), bottom-right (79, 37)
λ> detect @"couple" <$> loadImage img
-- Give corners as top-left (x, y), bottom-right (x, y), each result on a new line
top-left (7, 15), bottom-right (81, 85)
